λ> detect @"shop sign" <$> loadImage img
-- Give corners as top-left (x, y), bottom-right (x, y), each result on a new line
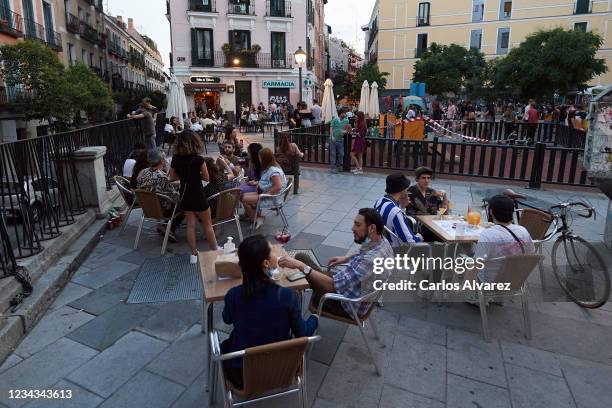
top-left (262, 80), bottom-right (296, 88)
top-left (190, 76), bottom-right (221, 84)
top-left (185, 85), bottom-right (227, 92)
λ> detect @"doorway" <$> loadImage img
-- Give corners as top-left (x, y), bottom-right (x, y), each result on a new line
top-left (235, 80), bottom-right (252, 122)
top-left (194, 91), bottom-right (220, 115)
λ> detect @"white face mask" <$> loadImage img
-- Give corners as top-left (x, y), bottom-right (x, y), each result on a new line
top-left (267, 267), bottom-right (281, 280)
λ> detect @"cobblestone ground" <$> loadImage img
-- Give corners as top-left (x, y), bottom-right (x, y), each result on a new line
top-left (0, 136), bottom-right (611, 407)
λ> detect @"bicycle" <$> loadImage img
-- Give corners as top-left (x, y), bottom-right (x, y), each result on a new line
top-left (483, 189), bottom-right (610, 308)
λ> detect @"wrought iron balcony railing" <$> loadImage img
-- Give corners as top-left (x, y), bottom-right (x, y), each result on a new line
top-left (0, 6), bottom-right (23, 37)
top-left (227, 1), bottom-right (255, 15)
top-left (66, 12), bottom-right (79, 33)
top-left (189, 0), bottom-right (217, 12)
top-left (192, 50), bottom-right (293, 68)
top-left (80, 21), bottom-right (99, 44)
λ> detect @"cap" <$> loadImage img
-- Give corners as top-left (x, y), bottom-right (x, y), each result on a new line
top-left (415, 166), bottom-right (434, 179)
top-left (385, 173), bottom-right (411, 194)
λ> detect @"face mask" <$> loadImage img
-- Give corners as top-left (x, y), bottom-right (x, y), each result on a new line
top-left (267, 267), bottom-right (281, 280)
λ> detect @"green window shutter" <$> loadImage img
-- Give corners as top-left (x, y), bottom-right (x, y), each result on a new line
top-left (191, 28), bottom-right (198, 64)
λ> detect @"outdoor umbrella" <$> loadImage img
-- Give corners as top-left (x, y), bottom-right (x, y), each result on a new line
top-left (166, 74), bottom-right (188, 121)
top-left (368, 81), bottom-right (380, 118)
top-left (321, 78), bottom-right (338, 124)
top-left (358, 80), bottom-right (369, 116)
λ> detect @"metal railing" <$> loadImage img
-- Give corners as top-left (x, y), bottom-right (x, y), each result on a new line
top-left (277, 124), bottom-right (592, 188)
top-left (0, 6), bottom-right (24, 37)
top-left (266, 0), bottom-right (291, 17)
top-left (227, 1), bottom-right (255, 15)
top-left (66, 12), bottom-right (79, 33)
top-left (189, 0), bottom-right (217, 12)
top-left (23, 18), bottom-right (45, 42)
top-left (80, 21), bottom-right (99, 44)
top-left (416, 15), bottom-right (430, 26)
top-left (193, 51), bottom-right (293, 68)
top-left (45, 28), bottom-right (62, 51)
top-left (0, 119), bottom-right (144, 270)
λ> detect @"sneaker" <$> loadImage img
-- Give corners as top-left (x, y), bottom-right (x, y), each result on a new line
top-left (350, 168), bottom-right (358, 173)
top-left (354, 168), bottom-right (363, 174)
top-left (190, 254), bottom-right (198, 264)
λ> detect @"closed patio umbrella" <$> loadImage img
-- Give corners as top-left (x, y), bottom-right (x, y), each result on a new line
top-left (321, 78), bottom-right (338, 124)
top-left (368, 81), bottom-right (380, 118)
top-left (358, 80), bottom-right (369, 116)
top-left (166, 74), bottom-right (188, 122)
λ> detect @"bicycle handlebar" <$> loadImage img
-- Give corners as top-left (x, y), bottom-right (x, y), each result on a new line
top-left (549, 202), bottom-right (594, 218)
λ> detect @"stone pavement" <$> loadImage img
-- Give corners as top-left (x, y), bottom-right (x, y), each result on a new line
top-left (0, 166), bottom-right (611, 408)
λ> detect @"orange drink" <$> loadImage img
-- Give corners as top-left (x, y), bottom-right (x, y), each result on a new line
top-left (467, 211), bottom-right (481, 226)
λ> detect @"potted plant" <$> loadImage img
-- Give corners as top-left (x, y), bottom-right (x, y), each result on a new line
top-left (222, 43), bottom-right (232, 55)
top-left (251, 44), bottom-right (261, 54)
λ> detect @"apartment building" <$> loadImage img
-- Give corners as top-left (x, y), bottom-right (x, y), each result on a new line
top-left (167, 0), bottom-right (323, 118)
top-left (63, 0), bottom-right (106, 78)
top-left (104, 15), bottom-right (130, 93)
top-left (364, 0), bottom-right (612, 92)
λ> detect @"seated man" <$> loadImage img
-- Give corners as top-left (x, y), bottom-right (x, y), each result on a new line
top-left (280, 208), bottom-right (394, 318)
top-left (216, 140), bottom-right (242, 178)
top-left (200, 113), bottom-right (215, 128)
top-left (406, 166), bottom-right (448, 216)
top-left (475, 195), bottom-right (535, 283)
top-left (136, 150), bottom-right (184, 243)
top-left (190, 117), bottom-right (204, 132)
top-left (375, 173), bottom-right (421, 246)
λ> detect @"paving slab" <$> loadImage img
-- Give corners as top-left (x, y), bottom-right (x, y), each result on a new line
top-left (14, 306), bottom-right (95, 358)
top-left (321, 231), bottom-right (356, 249)
top-left (22, 380), bottom-right (104, 408)
top-left (71, 259), bottom-right (139, 289)
top-left (309, 317), bottom-right (347, 366)
top-left (67, 303), bottom-right (159, 351)
top-left (506, 363), bottom-right (576, 408)
top-left (558, 354), bottom-right (612, 408)
top-left (0, 354), bottom-right (23, 374)
top-left (378, 384), bottom-right (445, 408)
top-left (314, 245), bottom-right (351, 267)
top-left (145, 324), bottom-right (206, 386)
top-left (170, 371), bottom-right (210, 408)
top-left (446, 373), bottom-right (511, 408)
top-left (68, 270), bottom-right (139, 316)
top-left (304, 221), bottom-right (339, 236)
top-left (317, 362), bottom-right (384, 407)
top-left (395, 315), bottom-right (447, 347)
top-left (81, 242), bottom-right (133, 269)
top-left (0, 338), bottom-right (98, 408)
top-left (137, 301), bottom-right (201, 342)
top-left (98, 370), bottom-right (184, 408)
top-left (343, 308), bottom-right (399, 350)
top-left (284, 232), bottom-right (327, 252)
top-left (48, 283), bottom-right (93, 312)
top-left (66, 331), bottom-right (167, 398)
top-left (500, 340), bottom-right (562, 377)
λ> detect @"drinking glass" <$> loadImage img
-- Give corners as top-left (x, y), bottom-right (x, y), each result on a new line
top-left (438, 207), bottom-right (447, 219)
top-left (467, 204), bottom-right (482, 226)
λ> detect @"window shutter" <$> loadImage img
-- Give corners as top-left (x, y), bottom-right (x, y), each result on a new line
top-left (191, 28), bottom-right (198, 64)
top-left (229, 30), bottom-right (234, 50)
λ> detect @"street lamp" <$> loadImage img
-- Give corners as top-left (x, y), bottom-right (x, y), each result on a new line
top-left (294, 46), bottom-right (307, 103)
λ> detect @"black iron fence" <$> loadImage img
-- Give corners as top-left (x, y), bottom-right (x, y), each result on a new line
top-left (277, 125), bottom-right (593, 188)
top-left (0, 119), bottom-right (144, 273)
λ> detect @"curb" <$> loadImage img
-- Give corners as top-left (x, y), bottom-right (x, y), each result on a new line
top-left (0, 211), bottom-right (107, 363)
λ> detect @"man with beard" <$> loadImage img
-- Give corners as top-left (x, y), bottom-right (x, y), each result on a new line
top-left (279, 208), bottom-right (393, 318)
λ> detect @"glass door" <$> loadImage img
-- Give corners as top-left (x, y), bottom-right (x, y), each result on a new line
top-left (22, 0), bottom-right (36, 38)
top-left (43, 1), bottom-right (54, 44)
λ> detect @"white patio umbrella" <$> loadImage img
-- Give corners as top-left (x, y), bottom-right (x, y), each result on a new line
top-left (368, 81), bottom-right (380, 118)
top-left (321, 78), bottom-right (338, 124)
top-left (358, 80), bottom-right (369, 115)
top-left (166, 74), bottom-right (188, 121)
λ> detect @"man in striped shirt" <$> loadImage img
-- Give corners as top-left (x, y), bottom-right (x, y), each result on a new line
top-left (375, 174), bottom-right (421, 246)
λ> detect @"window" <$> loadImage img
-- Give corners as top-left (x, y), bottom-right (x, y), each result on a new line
top-left (575, 0), bottom-right (591, 14)
top-left (22, 0), bottom-right (35, 37)
top-left (82, 49), bottom-right (87, 63)
top-left (68, 43), bottom-right (76, 65)
top-left (271, 32), bottom-right (286, 67)
top-left (500, 1), bottom-right (512, 19)
top-left (42, 1), bottom-right (54, 43)
top-left (470, 29), bottom-right (482, 50)
top-left (229, 30), bottom-right (250, 51)
top-left (574, 22), bottom-right (588, 31)
top-left (417, 2), bottom-right (430, 26)
top-left (191, 28), bottom-right (213, 66)
top-left (497, 28), bottom-right (510, 54)
top-left (472, 0), bottom-right (484, 22)
top-left (416, 33), bottom-right (428, 58)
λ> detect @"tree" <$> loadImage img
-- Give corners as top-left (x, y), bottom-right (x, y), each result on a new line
top-left (113, 89), bottom-right (167, 118)
top-left (352, 63), bottom-right (389, 96)
top-left (412, 43), bottom-right (487, 98)
top-left (491, 28), bottom-right (607, 101)
top-left (330, 68), bottom-right (354, 100)
top-left (65, 63), bottom-right (113, 124)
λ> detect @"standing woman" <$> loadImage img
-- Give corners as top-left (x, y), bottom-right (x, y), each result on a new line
top-left (169, 130), bottom-right (218, 263)
top-left (349, 111), bottom-right (367, 174)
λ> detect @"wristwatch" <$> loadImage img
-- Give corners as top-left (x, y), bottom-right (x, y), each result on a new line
top-left (302, 265), bottom-right (312, 277)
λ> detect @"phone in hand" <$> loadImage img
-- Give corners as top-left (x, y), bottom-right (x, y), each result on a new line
top-left (287, 271), bottom-right (306, 282)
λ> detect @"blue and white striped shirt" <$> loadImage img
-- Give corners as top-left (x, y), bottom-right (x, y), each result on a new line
top-left (374, 195), bottom-right (420, 246)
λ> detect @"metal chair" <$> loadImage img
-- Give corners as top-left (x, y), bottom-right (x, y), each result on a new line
top-left (113, 176), bottom-right (138, 235)
top-left (132, 189), bottom-right (179, 255)
top-left (209, 330), bottom-right (320, 407)
top-left (208, 188), bottom-right (243, 242)
top-left (475, 253), bottom-right (545, 342)
top-left (251, 177), bottom-right (294, 232)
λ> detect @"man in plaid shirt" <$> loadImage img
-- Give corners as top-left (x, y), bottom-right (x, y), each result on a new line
top-left (280, 208), bottom-right (393, 318)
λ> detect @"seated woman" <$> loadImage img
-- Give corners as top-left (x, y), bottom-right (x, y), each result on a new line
top-left (239, 143), bottom-right (263, 195)
top-left (123, 142), bottom-right (147, 177)
top-left (129, 149), bottom-right (149, 190)
top-left (241, 148), bottom-right (287, 229)
top-left (202, 157), bottom-right (231, 218)
top-left (221, 235), bottom-right (318, 389)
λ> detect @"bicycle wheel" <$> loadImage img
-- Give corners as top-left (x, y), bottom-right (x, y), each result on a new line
top-left (551, 235), bottom-right (611, 308)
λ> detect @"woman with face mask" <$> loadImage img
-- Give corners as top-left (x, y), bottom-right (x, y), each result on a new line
top-left (220, 235), bottom-right (318, 389)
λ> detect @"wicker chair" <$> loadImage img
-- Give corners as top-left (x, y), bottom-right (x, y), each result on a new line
top-left (475, 254), bottom-right (544, 342)
top-left (132, 189), bottom-right (179, 255)
top-left (113, 176), bottom-right (138, 235)
top-left (208, 188), bottom-right (243, 242)
top-left (517, 208), bottom-right (556, 288)
top-left (209, 331), bottom-right (321, 407)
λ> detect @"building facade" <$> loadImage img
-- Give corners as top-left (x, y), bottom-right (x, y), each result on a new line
top-left (104, 15), bottom-right (130, 92)
top-left (328, 36), bottom-right (349, 72)
top-left (127, 18), bottom-right (166, 93)
top-left (62, 0), bottom-right (106, 76)
top-left (168, 0), bottom-right (322, 118)
top-left (365, 0), bottom-right (612, 92)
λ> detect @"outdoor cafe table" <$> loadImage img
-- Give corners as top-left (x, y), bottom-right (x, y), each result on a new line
top-left (198, 245), bottom-right (309, 399)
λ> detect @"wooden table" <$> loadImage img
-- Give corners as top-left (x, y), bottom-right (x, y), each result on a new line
top-left (416, 215), bottom-right (491, 243)
top-left (198, 245), bottom-right (309, 402)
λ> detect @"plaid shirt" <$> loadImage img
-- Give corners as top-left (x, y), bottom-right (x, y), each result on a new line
top-left (333, 238), bottom-right (394, 317)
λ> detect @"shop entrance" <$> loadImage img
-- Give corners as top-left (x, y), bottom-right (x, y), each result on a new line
top-left (194, 91), bottom-right (220, 115)
top-left (235, 80), bottom-right (252, 123)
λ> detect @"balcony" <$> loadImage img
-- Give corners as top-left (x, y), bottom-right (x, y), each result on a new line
top-left (0, 86), bottom-right (31, 107)
top-left (130, 51), bottom-right (145, 69)
top-left (227, 1), bottom-right (255, 15)
top-left (574, 0), bottom-right (592, 14)
top-left (45, 28), bottom-right (62, 51)
top-left (98, 32), bottom-right (106, 48)
top-left (189, 0), bottom-right (216, 12)
top-left (192, 50), bottom-right (293, 69)
top-left (108, 41), bottom-right (129, 61)
top-left (66, 12), bottom-right (79, 33)
top-left (80, 21), bottom-right (99, 44)
top-left (266, 0), bottom-right (291, 18)
top-left (416, 15), bottom-right (430, 26)
top-left (0, 6), bottom-right (24, 37)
